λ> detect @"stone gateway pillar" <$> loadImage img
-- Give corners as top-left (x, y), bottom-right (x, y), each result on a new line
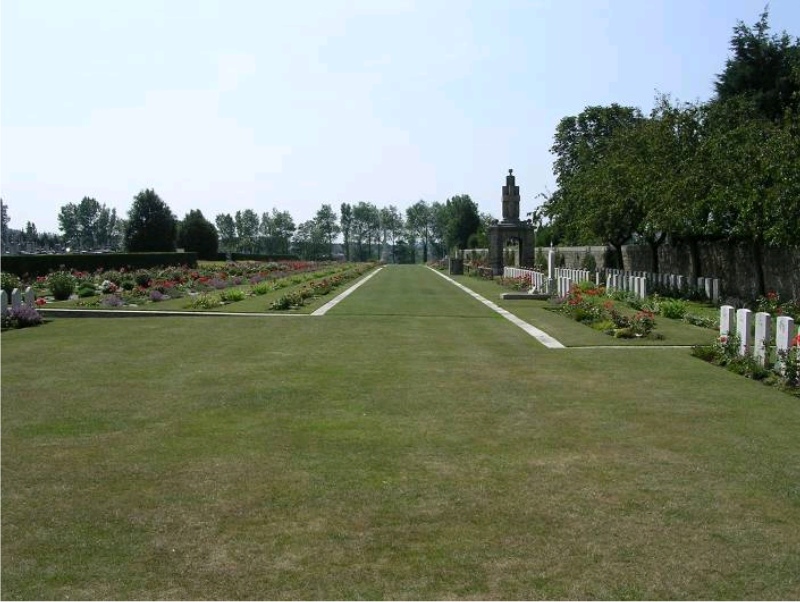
top-left (489, 169), bottom-right (534, 275)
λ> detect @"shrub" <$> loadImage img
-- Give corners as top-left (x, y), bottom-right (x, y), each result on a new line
top-left (660, 298), bottom-right (688, 319)
top-left (2, 306), bottom-right (44, 329)
top-left (684, 313), bottom-right (717, 329)
top-left (1, 272), bottom-right (21, 296)
top-left (220, 288), bottom-right (245, 303)
top-left (77, 284), bottom-right (97, 298)
top-left (250, 281), bottom-right (274, 295)
top-left (149, 290), bottom-right (168, 302)
top-left (629, 310), bottom-right (656, 336)
top-left (185, 293), bottom-right (221, 310)
top-left (101, 294), bottom-right (125, 307)
top-left (134, 270), bottom-right (151, 288)
top-left (48, 271), bottom-right (76, 300)
top-left (580, 251), bottom-right (597, 271)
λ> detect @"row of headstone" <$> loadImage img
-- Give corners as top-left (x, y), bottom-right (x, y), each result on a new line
top-left (503, 267), bottom-right (546, 290)
top-left (605, 274), bottom-right (649, 299)
top-left (553, 268), bottom-right (591, 284)
top-left (0, 287), bottom-right (36, 316)
top-left (720, 305), bottom-right (799, 371)
top-left (604, 268), bottom-right (720, 303)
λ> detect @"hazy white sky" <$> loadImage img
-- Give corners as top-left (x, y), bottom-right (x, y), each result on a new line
top-left (2, 0), bottom-right (798, 234)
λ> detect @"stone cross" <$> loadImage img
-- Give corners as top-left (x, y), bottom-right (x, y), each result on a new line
top-left (736, 308), bottom-right (753, 356)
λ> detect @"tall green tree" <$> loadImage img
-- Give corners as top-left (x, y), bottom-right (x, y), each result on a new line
top-left (545, 104), bottom-right (643, 266)
top-left (405, 200), bottom-right (431, 263)
top-left (292, 219), bottom-right (325, 260)
top-left (443, 194), bottom-right (480, 251)
top-left (124, 189), bottom-right (177, 252)
top-left (429, 201), bottom-right (449, 260)
top-left (315, 204), bottom-right (340, 259)
top-left (340, 203), bottom-right (353, 261)
top-left (351, 202), bottom-right (380, 261)
top-left (379, 205), bottom-right (403, 263)
top-left (58, 197), bottom-right (117, 250)
top-left (715, 8), bottom-right (800, 122)
top-left (215, 213), bottom-right (236, 254)
top-left (178, 209), bottom-right (219, 260)
top-left (234, 209), bottom-right (260, 254)
top-left (0, 200), bottom-right (9, 250)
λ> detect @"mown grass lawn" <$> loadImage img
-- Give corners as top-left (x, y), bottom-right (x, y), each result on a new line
top-left (2, 265), bottom-right (799, 600)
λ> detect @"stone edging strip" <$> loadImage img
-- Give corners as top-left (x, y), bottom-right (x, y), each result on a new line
top-left (429, 267), bottom-right (566, 349)
top-left (311, 266), bottom-right (384, 316)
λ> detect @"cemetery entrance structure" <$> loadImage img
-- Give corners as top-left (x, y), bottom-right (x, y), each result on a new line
top-left (489, 169), bottom-right (535, 276)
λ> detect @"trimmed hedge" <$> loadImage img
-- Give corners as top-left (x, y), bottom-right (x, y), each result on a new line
top-left (216, 252), bottom-right (300, 262)
top-left (1, 252), bottom-right (198, 277)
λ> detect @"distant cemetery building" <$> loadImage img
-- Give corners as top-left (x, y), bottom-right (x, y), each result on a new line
top-left (488, 169), bottom-right (534, 275)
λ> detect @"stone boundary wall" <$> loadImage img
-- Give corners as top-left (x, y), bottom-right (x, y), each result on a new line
top-left (544, 243), bottom-right (800, 301)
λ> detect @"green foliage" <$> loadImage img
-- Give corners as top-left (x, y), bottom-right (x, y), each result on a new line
top-left (124, 189), bottom-right (177, 252)
top-left (692, 333), bottom-right (797, 391)
top-left (184, 293), bottom-right (221, 310)
top-left (659, 298), bottom-right (689, 319)
top-left (580, 251), bottom-right (597, 271)
top-left (77, 284), bottom-right (97, 298)
top-left (250, 281), bottom-right (273, 295)
top-left (684, 313), bottom-right (718, 329)
top-left (219, 288), bottom-right (246, 303)
top-left (444, 194), bottom-right (480, 251)
top-left (178, 210), bottom-right (219, 260)
top-left (714, 8), bottom-right (800, 121)
top-left (1, 272), bottom-right (20, 296)
top-left (47, 271), bottom-right (76, 300)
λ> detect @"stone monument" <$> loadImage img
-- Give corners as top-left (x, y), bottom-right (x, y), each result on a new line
top-left (489, 169), bottom-right (534, 275)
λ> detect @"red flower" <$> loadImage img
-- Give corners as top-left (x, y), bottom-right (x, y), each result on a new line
top-left (793, 334), bottom-right (800, 347)
top-left (35, 297), bottom-right (46, 306)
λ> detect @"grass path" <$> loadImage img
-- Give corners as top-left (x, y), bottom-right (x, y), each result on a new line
top-left (2, 265), bottom-right (799, 600)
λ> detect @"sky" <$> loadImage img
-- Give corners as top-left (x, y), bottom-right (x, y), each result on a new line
top-left (2, 0), bottom-right (799, 235)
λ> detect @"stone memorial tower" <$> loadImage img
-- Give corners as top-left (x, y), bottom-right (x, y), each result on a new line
top-left (489, 169), bottom-right (534, 275)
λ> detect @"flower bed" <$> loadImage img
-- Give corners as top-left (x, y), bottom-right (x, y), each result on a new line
top-left (549, 282), bottom-right (661, 339)
top-left (691, 333), bottom-right (800, 397)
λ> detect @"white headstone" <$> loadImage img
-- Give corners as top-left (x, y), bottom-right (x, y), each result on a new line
top-left (10, 288), bottom-right (21, 311)
top-left (754, 312), bottom-right (772, 367)
top-left (719, 305), bottom-right (735, 339)
top-left (0, 290), bottom-right (7, 317)
top-left (712, 279), bottom-right (720, 303)
top-left (547, 250), bottom-right (555, 280)
top-left (640, 277), bottom-right (647, 299)
top-left (704, 278), bottom-right (714, 301)
top-left (24, 286), bottom-right (35, 308)
top-left (776, 316), bottom-right (796, 374)
top-left (736, 308), bottom-right (753, 357)
top-left (676, 275), bottom-right (685, 291)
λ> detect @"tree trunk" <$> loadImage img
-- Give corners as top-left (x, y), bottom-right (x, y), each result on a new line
top-left (688, 237), bottom-right (701, 280)
top-left (611, 242), bottom-right (624, 270)
top-left (647, 232), bottom-right (666, 273)
top-left (753, 239), bottom-right (766, 297)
